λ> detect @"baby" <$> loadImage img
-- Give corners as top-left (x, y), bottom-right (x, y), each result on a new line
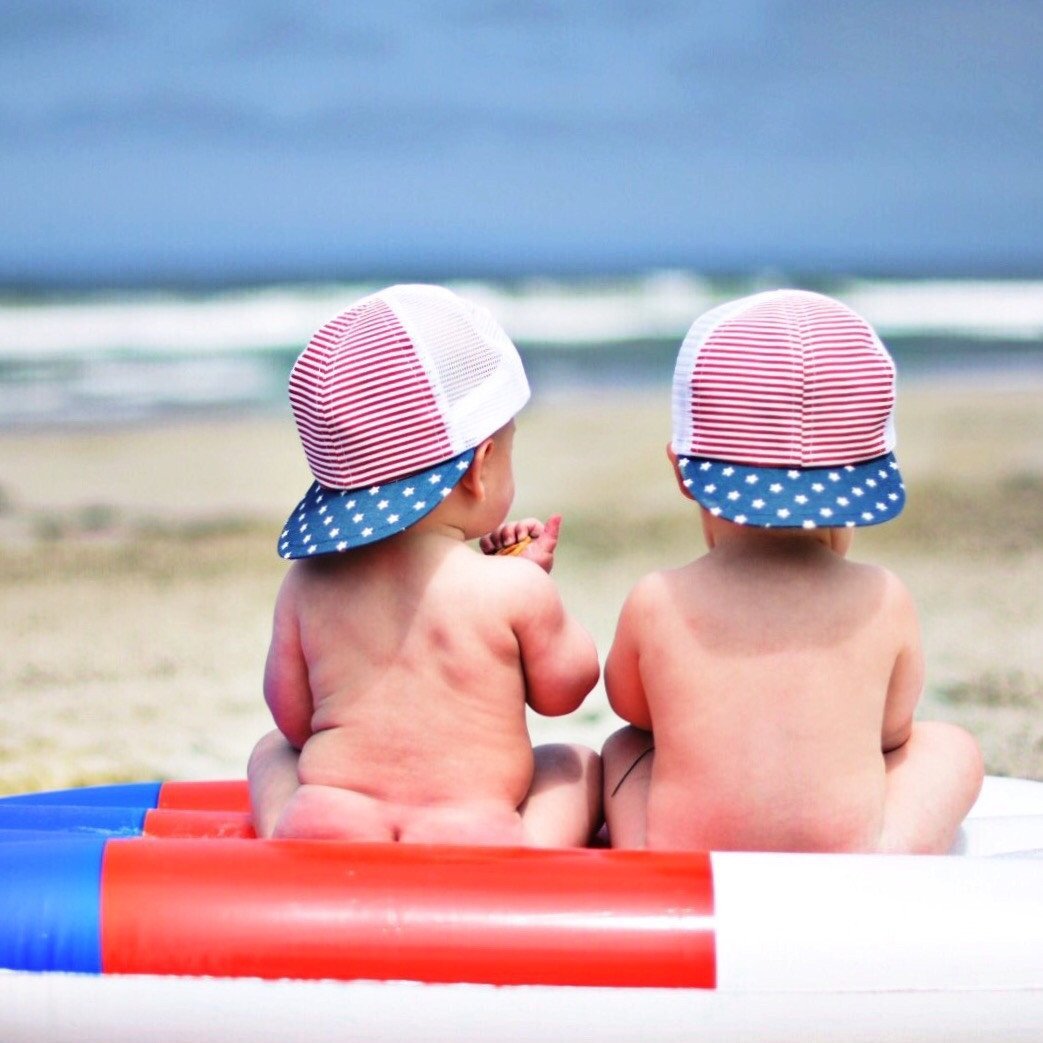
top-left (249, 284), bottom-right (601, 846)
top-left (602, 289), bottom-right (983, 854)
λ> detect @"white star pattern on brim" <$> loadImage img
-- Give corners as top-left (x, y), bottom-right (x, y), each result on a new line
top-left (676, 453), bottom-right (905, 528)
top-left (278, 447), bottom-right (477, 559)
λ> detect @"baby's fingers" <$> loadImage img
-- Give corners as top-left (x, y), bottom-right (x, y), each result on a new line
top-left (504, 518), bottom-right (541, 544)
top-left (480, 518), bottom-right (539, 555)
top-left (496, 536), bottom-right (533, 557)
top-left (494, 519), bottom-right (539, 556)
top-left (514, 514), bottom-right (561, 572)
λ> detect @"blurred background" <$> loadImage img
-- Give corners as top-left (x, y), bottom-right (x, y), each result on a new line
top-left (0, 2), bottom-right (1040, 790)
top-left (2, 1), bottom-right (1043, 421)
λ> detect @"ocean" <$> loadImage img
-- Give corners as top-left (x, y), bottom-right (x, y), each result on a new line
top-left (1, 273), bottom-right (1041, 428)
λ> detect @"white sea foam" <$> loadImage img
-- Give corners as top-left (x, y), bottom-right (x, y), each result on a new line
top-left (2, 274), bottom-right (1040, 426)
top-left (842, 280), bottom-right (1043, 340)
top-left (0, 285), bottom-right (358, 359)
top-left (3, 274), bottom-right (1043, 360)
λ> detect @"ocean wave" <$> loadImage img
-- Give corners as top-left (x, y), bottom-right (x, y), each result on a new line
top-left (3, 274), bottom-right (1043, 360)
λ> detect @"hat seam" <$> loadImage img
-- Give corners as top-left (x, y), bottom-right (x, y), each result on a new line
top-left (383, 286), bottom-right (458, 459)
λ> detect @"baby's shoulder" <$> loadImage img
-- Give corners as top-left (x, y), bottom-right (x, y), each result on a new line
top-left (268, 562), bottom-right (316, 634)
top-left (870, 562), bottom-right (917, 615)
top-left (620, 567), bottom-right (688, 616)
top-left (836, 560), bottom-right (919, 637)
top-left (281, 556), bottom-right (353, 595)
top-left (275, 560), bottom-right (310, 603)
top-left (472, 555), bottom-right (583, 638)
top-left (844, 558), bottom-right (913, 599)
top-left (473, 551), bottom-right (559, 602)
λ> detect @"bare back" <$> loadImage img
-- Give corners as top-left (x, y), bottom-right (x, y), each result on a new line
top-left (262, 529), bottom-right (599, 843)
top-left (608, 532), bottom-right (923, 852)
top-left (272, 539), bottom-right (535, 806)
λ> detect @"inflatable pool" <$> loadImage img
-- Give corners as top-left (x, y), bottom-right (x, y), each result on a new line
top-left (1, 775), bottom-right (1042, 1042)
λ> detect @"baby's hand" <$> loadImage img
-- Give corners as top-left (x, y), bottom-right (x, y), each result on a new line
top-left (480, 515), bottom-right (562, 573)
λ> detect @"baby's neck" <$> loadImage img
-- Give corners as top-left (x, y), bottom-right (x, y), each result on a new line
top-left (705, 519), bottom-right (849, 558)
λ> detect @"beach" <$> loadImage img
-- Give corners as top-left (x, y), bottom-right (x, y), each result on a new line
top-left (0, 382), bottom-right (1040, 794)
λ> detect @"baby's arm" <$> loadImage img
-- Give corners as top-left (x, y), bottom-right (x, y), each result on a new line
top-left (250, 571), bottom-right (313, 837)
top-left (263, 570), bottom-right (314, 750)
top-left (875, 572), bottom-right (983, 852)
top-left (880, 574), bottom-right (925, 753)
top-left (510, 564), bottom-right (600, 717)
top-left (604, 580), bottom-right (653, 731)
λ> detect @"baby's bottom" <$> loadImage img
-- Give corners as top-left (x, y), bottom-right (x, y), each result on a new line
top-left (601, 721), bottom-right (984, 854)
top-left (274, 786), bottom-right (530, 845)
top-left (247, 730), bottom-right (602, 847)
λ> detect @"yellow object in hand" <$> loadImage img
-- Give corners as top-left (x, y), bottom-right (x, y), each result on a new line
top-left (496, 535), bottom-right (533, 557)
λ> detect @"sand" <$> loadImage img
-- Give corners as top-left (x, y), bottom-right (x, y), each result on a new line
top-left (0, 383), bottom-right (1040, 794)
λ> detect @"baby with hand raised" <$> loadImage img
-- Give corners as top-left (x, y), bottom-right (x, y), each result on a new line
top-left (249, 285), bottom-right (601, 846)
top-left (603, 290), bottom-right (983, 854)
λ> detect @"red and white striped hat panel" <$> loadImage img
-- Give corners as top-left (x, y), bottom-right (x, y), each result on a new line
top-left (672, 291), bottom-right (897, 468)
top-left (289, 296), bottom-right (451, 489)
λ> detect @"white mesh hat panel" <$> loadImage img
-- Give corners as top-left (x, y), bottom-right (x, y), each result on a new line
top-left (383, 285), bottom-right (530, 452)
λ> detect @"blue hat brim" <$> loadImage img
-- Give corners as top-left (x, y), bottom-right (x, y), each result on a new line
top-left (677, 452), bottom-right (905, 528)
top-left (278, 447), bottom-right (477, 559)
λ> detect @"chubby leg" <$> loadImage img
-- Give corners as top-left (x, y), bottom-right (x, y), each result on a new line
top-left (601, 726), bottom-right (655, 849)
top-left (247, 730), bottom-right (302, 838)
top-left (878, 720), bottom-right (985, 854)
top-left (517, 743), bottom-right (603, 847)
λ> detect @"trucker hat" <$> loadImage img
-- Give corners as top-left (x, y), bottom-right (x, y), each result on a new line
top-left (671, 289), bottom-right (905, 528)
top-left (279, 285), bottom-right (529, 558)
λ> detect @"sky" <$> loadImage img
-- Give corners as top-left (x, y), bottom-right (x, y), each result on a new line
top-left (1, 1), bottom-right (1041, 286)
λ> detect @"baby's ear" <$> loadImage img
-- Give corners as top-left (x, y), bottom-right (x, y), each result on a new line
top-left (458, 438), bottom-right (495, 500)
top-left (665, 443), bottom-right (696, 500)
